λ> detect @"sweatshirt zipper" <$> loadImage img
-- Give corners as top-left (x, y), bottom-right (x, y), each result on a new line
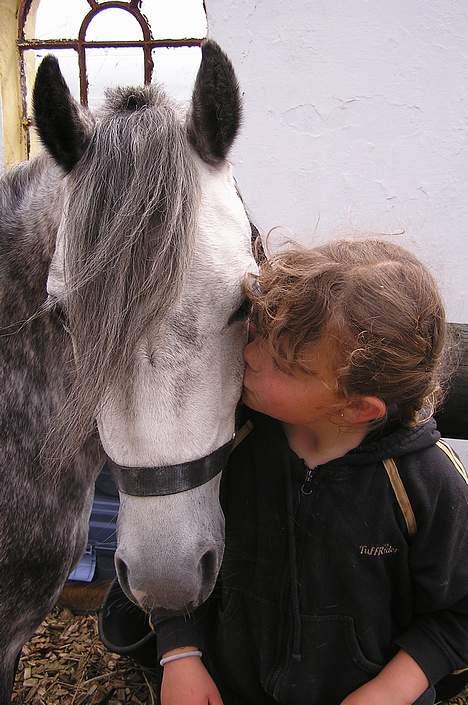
top-left (301, 467), bottom-right (316, 495)
top-left (267, 463), bottom-right (319, 699)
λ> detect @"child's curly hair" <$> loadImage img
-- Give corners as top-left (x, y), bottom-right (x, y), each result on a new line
top-left (246, 238), bottom-right (451, 426)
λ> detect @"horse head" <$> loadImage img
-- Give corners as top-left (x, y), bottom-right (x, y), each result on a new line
top-left (33, 41), bottom-right (257, 613)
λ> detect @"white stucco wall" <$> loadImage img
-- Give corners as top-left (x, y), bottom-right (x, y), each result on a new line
top-left (206, 0), bottom-right (468, 324)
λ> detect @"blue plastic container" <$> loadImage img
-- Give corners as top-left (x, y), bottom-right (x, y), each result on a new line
top-left (69, 466), bottom-right (119, 583)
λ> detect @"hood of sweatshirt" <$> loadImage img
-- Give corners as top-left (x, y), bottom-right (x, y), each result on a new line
top-left (335, 416), bottom-right (440, 465)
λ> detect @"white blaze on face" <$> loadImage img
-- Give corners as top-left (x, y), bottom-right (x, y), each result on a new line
top-left (98, 155), bottom-right (257, 467)
top-left (112, 156), bottom-right (257, 609)
top-left (46, 157), bottom-right (257, 468)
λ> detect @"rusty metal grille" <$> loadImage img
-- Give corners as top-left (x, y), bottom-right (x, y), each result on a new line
top-left (17, 0), bottom-right (206, 155)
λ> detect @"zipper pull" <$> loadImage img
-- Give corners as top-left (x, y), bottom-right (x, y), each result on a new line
top-left (301, 468), bottom-right (315, 495)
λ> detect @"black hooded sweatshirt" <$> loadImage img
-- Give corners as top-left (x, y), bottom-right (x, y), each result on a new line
top-left (156, 412), bottom-right (468, 705)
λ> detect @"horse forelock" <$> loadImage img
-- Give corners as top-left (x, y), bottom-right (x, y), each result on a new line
top-left (48, 84), bottom-right (200, 466)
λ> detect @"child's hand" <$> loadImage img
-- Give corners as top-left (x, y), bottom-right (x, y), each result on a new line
top-left (160, 651), bottom-right (224, 705)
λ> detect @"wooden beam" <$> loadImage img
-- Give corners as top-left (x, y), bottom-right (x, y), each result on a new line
top-left (0, 0), bottom-right (27, 165)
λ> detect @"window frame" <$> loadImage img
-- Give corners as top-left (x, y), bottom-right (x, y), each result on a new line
top-left (17, 0), bottom-right (206, 156)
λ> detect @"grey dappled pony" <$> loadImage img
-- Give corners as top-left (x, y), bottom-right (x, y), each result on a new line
top-left (0, 40), bottom-right (257, 702)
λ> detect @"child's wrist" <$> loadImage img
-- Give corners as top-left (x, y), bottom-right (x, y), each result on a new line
top-left (372, 650), bottom-right (429, 705)
top-left (160, 646), bottom-right (202, 667)
top-left (368, 676), bottom-right (410, 705)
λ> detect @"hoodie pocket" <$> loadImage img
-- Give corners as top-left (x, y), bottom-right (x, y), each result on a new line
top-left (275, 614), bottom-right (383, 705)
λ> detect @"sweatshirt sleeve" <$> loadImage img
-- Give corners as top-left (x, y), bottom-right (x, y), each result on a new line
top-left (395, 444), bottom-right (468, 684)
top-left (153, 595), bottom-right (215, 659)
top-left (154, 614), bottom-right (202, 659)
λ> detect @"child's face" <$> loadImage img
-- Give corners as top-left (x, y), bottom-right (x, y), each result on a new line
top-left (242, 333), bottom-right (342, 425)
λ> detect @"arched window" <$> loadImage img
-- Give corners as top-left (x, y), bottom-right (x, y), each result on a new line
top-left (17, 0), bottom-right (207, 157)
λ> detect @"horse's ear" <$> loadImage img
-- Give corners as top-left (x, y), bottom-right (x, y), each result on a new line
top-left (33, 55), bottom-right (92, 173)
top-left (188, 40), bottom-right (242, 164)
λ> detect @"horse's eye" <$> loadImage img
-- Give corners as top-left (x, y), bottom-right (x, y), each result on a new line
top-left (228, 298), bottom-right (251, 325)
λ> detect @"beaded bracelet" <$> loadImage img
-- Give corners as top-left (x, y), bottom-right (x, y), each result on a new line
top-left (160, 650), bottom-right (203, 667)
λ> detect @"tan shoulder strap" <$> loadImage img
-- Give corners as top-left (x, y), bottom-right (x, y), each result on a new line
top-left (382, 458), bottom-right (417, 537)
top-left (436, 440), bottom-right (468, 484)
top-left (231, 419), bottom-right (254, 453)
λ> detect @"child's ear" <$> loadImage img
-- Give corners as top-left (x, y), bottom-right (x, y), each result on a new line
top-left (342, 396), bottom-right (387, 425)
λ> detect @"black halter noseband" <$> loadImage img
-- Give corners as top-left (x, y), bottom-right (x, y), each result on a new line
top-left (110, 225), bottom-right (264, 498)
top-left (108, 437), bottom-right (234, 497)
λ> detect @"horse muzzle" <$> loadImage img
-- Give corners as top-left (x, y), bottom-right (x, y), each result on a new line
top-left (108, 440), bottom-right (232, 613)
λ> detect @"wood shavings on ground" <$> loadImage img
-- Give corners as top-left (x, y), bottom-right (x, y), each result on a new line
top-left (11, 607), bottom-right (468, 704)
top-left (452, 694), bottom-right (468, 705)
top-left (12, 609), bottom-right (161, 705)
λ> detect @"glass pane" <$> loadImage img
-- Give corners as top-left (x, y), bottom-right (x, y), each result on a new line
top-left (152, 46), bottom-right (201, 105)
top-left (86, 8), bottom-right (143, 41)
top-left (24, 48), bottom-right (80, 114)
top-left (25, 0), bottom-right (90, 39)
top-left (141, 0), bottom-right (206, 39)
top-left (86, 47), bottom-right (144, 111)
top-left (23, 49), bottom-right (80, 158)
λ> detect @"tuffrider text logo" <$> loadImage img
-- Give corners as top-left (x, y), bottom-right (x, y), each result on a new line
top-left (360, 544), bottom-right (399, 557)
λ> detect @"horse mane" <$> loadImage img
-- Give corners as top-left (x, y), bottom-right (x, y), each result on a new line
top-left (46, 84), bottom-right (199, 467)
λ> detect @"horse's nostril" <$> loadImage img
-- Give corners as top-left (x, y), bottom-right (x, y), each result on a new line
top-left (200, 549), bottom-right (217, 582)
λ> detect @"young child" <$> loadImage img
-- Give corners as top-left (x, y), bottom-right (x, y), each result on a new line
top-left (156, 239), bottom-right (468, 705)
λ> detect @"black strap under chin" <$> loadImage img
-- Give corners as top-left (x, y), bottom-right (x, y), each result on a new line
top-left (108, 438), bottom-right (234, 497)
